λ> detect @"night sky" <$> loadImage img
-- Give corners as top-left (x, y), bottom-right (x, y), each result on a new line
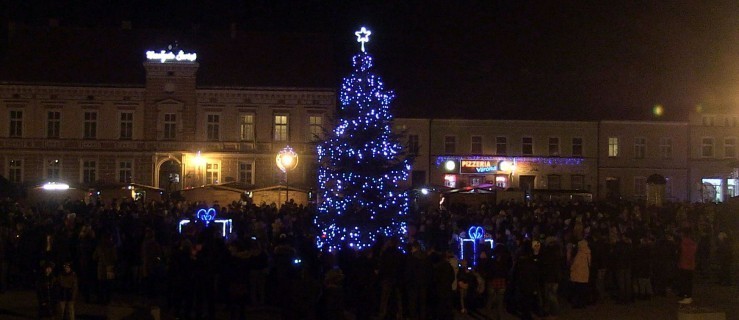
top-left (4, 0), bottom-right (739, 121)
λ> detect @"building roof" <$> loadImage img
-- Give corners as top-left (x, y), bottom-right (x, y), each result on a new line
top-left (0, 26), bottom-right (337, 89)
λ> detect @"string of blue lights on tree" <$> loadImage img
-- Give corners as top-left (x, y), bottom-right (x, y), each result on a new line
top-left (314, 27), bottom-right (411, 252)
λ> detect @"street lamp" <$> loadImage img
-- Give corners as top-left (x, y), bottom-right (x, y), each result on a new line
top-left (276, 146), bottom-right (299, 205)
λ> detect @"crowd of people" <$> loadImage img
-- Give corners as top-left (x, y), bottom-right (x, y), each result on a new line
top-left (0, 194), bottom-right (735, 320)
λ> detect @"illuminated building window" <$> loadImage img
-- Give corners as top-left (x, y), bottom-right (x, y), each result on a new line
top-left (547, 174), bottom-right (561, 190)
top-left (120, 112), bottom-right (133, 140)
top-left (118, 160), bottom-right (133, 183)
top-left (164, 113), bottom-right (177, 140)
top-left (572, 137), bottom-right (583, 157)
top-left (444, 136), bottom-right (456, 154)
top-left (309, 115), bottom-right (323, 141)
top-left (702, 137), bottom-right (714, 158)
top-left (571, 174), bottom-right (584, 190)
top-left (471, 136), bottom-right (482, 154)
top-left (9, 110), bottom-right (23, 138)
top-left (660, 137), bottom-right (672, 159)
top-left (84, 111), bottom-right (97, 139)
top-left (470, 176), bottom-right (483, 186)
top-left (274, 115), bottom-right (289, 141)
top-left (444, 174), bottom-right (457, 188)
top-left (496, 136), bottom-right (507, 155)
top-left (634, 176), bottom-right (646, 197)
top-left (8, 159), bottom-right (22, 183)
top-left (238, 161), bottom-right (254, 185)
top-left (702, 115), bottom-right (715, 126)
top-left (47, 111), bottom-right (61, 139)
top-left (240, 114), bottom-right (255, 141)
top-left (46, 159), bottom-right (61, 180)
top-left (408, 134), bottom-right (420, 155)
top-left (82, 160), bottom-right (97, 183)
top-left (206, 163), bottom-right (220, 184)
top-left (207, 114), bottom-right (220, 141)
top-left (634, 137), bottom-right (646, 159)
top-left (495, 176), bottom-right (507, 188)
top-left (522, 137), bottom-right (533, 156)
top-left (608, 137), bottom-right (619, 157)
top-left (548, 137), bottom-right (559, 156)
top-left (725, 138), bottom-right (736, 158)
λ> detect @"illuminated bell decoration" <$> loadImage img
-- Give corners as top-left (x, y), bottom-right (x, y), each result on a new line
top-left (276, 146), bottom-right (299, 173)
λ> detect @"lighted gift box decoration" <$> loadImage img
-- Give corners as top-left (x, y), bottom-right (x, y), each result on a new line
top-left (459, 226), bottom-right (494, 266)
top-left (178, 207), bottom-right (233, 238)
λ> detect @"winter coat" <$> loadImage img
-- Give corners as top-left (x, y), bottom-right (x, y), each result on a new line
top-left (92, 241), bottom-right (117, 281)
top-left (58, 271), bottom-right (78, 301)
top-left (570, 240), bottom-right (591, 283)
top-left (678, 237), bottom-right (697, 271)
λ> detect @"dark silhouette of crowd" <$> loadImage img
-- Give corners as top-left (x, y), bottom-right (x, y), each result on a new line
top-left (0, 194), bottom-right (735, 320)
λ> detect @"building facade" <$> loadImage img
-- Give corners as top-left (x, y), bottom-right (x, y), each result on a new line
top-left (0, 53), bottom-right (335, 193)
top-left (688, 108), bottom-right (739, 203)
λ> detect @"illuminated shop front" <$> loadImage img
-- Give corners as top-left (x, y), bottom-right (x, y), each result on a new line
top-left (438, 157), bottom-right (517, 188)
top-left (436, 156), bottom-right (588, 191)
top-left (700, 177), bottom-right (739, 203)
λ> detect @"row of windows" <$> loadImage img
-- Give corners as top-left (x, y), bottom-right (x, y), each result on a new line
top-left (5, 158), bottom-right (256, 185)
top-left (6, 110), bottom-right (324, 142)
top-left (441, 136), bottom-right (584, 156)
top-left (607, 137), bottom-right (737, 159)
top-left (702, 115), bottom-right (737, 127)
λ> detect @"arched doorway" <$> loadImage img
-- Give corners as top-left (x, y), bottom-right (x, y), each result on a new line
top-left (159, 160), bottom-right (182, 192)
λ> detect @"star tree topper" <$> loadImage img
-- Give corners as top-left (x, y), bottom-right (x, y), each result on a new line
top-left (355, 27), bottom-right (372, 52)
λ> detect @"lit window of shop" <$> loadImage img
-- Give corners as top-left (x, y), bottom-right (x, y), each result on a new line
top-left (608, 137), bottom-right (619, 157)
top-left (444, 174), bottom-right (456, 188)
top-left (495, 176), bottom-right (508, 188)
top-left (496, 136), bottom-right (507, 155)
top-left (634, 137), bottom-right (646, 159)
top-left (471, 136), bottom-right (482, 154)
top-left (701, 137), bottom-right (714, 158)
top-left (206, 163), bottom-right (220, 184)
top-left (470, 176), bottom-right (483, 186)
top-left (522, 137), bottom-right (533, 155)
top-left (239, 161), bottom-right (254, 184)
top-left (444, 136), bottom-right (456, 154)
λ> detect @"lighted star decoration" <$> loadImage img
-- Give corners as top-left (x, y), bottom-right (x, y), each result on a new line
top-left (355, 27), bottom-right (372, 52)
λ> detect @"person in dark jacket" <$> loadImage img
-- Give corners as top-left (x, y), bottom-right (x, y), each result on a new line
top-left (405, 242), bottom-right (431, 320)
top-left (512, 248), bottom-right (540, 320)
top-left (377, 237), bottom-right (404, 320)
top-left (431, 251), bottom-right (455, 320)
top-left (36, 262), bottom-right (57, 319)
top-left (716, 232), bottom-right (733, 286)
top-left (540, 237), bottom-right (563, 316)
top-left (612, 235), bottom-right (633, 304)
top-left (57, 262), bottom-right (78, 320)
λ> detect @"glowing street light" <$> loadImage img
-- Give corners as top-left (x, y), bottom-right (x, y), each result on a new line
top-left (42, 182), bottom-right (69, 190)
top-left (276, 146), bottom-right (299, 204)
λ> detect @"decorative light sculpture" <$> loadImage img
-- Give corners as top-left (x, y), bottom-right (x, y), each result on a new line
top-left (459, 225), bottom-right (494, 266)
top-left (179, 207), bottom-right (233, 238)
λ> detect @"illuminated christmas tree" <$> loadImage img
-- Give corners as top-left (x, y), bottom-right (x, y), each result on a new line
top-left (315, 27), bottom-right (411, 252)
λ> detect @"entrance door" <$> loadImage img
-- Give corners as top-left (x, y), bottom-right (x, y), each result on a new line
top-left (519, 175), bottom-right (535, 193)
top-left (606, 177), bottom-right (620, 200)
top-left (159, 160), bottom-right (182, 192)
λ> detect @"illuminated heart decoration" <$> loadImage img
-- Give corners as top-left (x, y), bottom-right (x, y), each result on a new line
top-left (468, 226), bottom-right (484, 240)
top-left (197, 208), bottom-right (216, 222)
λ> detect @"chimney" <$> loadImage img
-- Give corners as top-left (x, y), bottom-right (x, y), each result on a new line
top-left (121, 20), bottom-right (132, 30)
